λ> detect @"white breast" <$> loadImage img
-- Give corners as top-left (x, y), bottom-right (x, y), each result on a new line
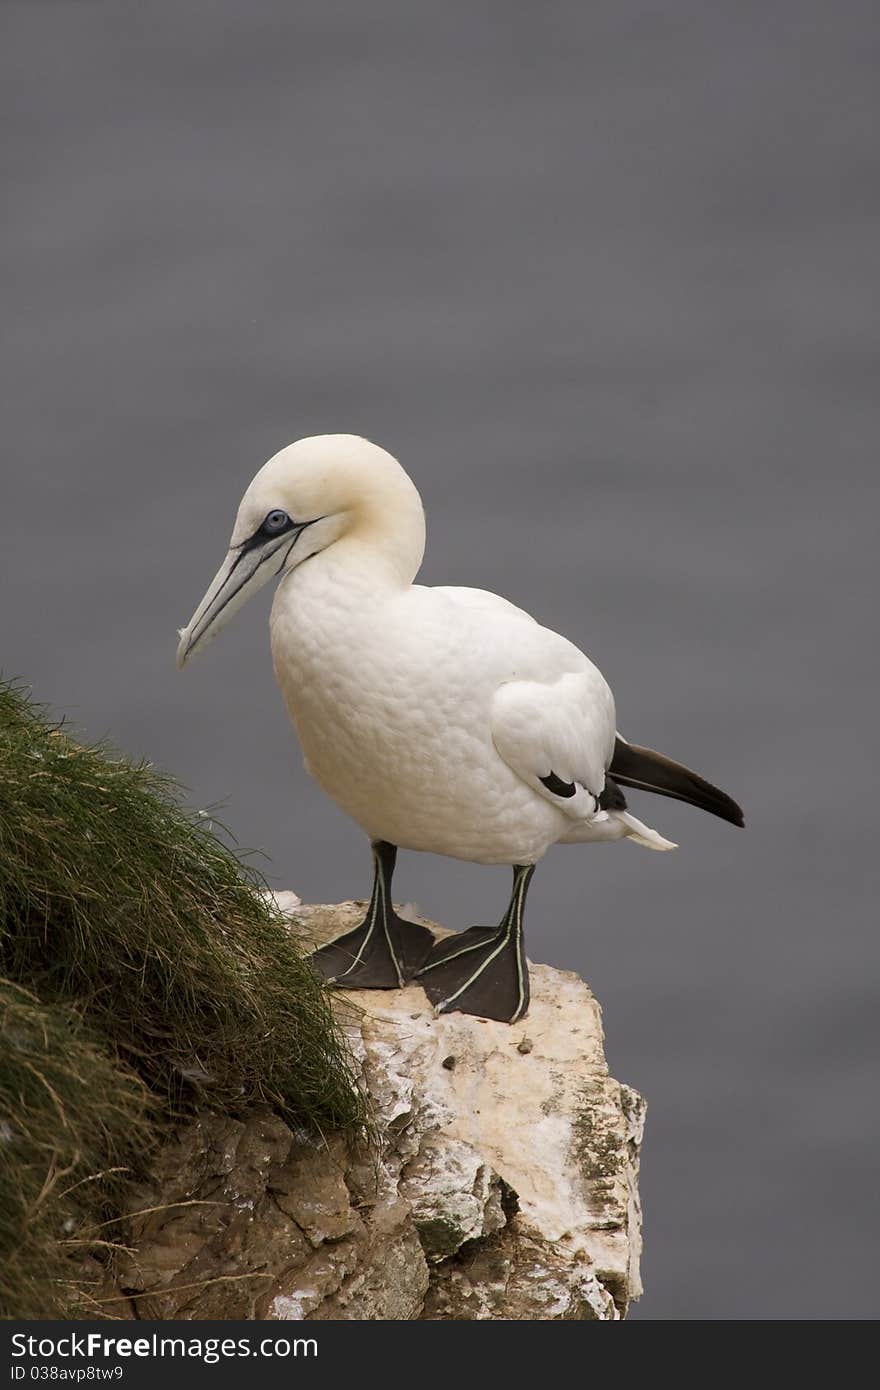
top-left (269, 562), bottom-right (616, 865)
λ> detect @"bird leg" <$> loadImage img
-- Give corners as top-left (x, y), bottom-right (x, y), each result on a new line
top-left (309, 841), bottom-right (435, 989)
top-left (418, 863), bottom-right (535, 1023)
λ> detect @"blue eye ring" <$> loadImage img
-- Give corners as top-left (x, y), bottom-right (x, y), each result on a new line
top-left (262, 509), bottom-right (290, 534)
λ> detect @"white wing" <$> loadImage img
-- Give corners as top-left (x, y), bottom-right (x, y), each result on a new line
top-left (412, 584), bottom-right (675, 852)
top-left (491, 669), bottom-right (616, 820)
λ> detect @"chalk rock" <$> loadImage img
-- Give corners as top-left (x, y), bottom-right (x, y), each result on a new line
top-left (114, 900), bottom-right (644, 1320)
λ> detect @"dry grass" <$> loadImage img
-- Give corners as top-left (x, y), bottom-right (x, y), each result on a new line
top-left (0, 980), bottom-right (153, 1317)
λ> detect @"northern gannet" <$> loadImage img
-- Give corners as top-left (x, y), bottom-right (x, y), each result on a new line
top-left (177, 435), bottom-right (743, 1023)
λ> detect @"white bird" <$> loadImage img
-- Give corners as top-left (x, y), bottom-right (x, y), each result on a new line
top-left (177, 435), bottom-right (743, 1023)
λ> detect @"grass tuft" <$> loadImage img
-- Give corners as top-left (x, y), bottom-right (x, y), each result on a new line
top-left (0, 679), bottom-right (367, 1318)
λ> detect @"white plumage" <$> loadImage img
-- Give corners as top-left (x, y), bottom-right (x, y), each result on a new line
top-left (273, 567), bottom-right (673, 864)
top-left (177, 434), bottom-right (741, 1022)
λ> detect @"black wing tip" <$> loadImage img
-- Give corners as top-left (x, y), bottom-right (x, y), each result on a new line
top-left (681, 789), bottom-right (746, 829)
top-left (692, 778), bottom-right (745, 828)
top-left (717, 798), bottom-right (746, 829)
top-left (611, 738), bottom-right (745, 829)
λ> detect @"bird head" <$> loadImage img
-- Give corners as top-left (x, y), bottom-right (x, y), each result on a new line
top-left (176, 433), bottom-right (424, 669)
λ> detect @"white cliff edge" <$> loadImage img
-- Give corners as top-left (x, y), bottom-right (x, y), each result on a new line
top-left (114, 897), bottom-right (644, 1321)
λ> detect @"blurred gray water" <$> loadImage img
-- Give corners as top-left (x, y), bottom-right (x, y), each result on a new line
top-left (2, 2), bottom-right (878, 1318)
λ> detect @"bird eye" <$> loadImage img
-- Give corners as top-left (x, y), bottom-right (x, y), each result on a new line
top-left (262, 509), bottom-right (290, 534)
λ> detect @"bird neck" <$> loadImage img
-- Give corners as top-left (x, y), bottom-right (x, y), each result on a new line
top-left (343, 464), bottom-right (426, 588)
top-left (274, 468), bottom-right (426, 619)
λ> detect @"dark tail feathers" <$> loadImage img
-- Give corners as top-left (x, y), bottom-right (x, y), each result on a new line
top-left (610, 738), bottom-right (745, 828)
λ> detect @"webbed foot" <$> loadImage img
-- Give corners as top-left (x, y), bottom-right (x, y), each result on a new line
top-left (416, 863), bottom-right (535, 1023)
top-left (311, 912), bottom-right (435, 988)
top-left (310, 841), bottom-right (434, 989)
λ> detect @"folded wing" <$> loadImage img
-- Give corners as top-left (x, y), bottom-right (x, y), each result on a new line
top-left (490, 671), bottom-right (616, 820)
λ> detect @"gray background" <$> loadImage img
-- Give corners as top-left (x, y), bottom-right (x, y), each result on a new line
top-left (3, 1), bottom-right (878, 1319)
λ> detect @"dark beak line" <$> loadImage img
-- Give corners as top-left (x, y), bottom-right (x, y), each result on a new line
top-left (178, 516), bottom-right (325, 669)
top-left (187, 530), bottom-right (295, 651)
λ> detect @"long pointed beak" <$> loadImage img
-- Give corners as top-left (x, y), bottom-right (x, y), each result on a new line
top-left (176, 529), bottom-right (297, 669)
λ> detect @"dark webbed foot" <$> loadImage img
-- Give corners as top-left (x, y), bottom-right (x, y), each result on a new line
top-left (310, 842), bottom-right (434, 990)
top-left (419, 923), bottom-right (530, 1022)
top-left (417, 864), bottom-right (535, 1024)
top-left (310, 912), bottom-right (435, 988)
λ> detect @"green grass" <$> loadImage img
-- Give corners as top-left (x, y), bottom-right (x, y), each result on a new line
top-left (0, 679), bottom-right (367, 1318)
